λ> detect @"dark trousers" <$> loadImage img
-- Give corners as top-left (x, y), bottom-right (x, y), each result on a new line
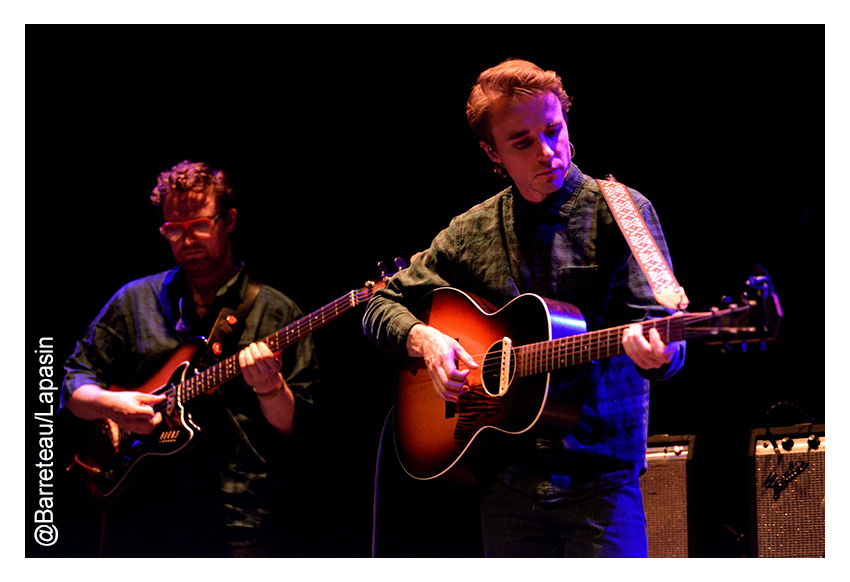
top-left (480, 479), bottom-right (647, 557)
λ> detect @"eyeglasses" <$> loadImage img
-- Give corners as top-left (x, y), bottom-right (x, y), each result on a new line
top-left (159, 213), bottom-right (221, 241)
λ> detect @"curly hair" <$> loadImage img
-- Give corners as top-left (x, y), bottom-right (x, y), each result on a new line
top-left (466, 59), bottom-right (573, 177)
top-left (150, 160), bottom-right (235, 213)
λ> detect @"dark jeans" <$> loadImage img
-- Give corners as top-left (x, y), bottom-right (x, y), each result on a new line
top-left (480, 479), bottom-right (647, 557)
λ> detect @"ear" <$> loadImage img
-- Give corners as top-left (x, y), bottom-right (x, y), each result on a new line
top-left (225, 207), bottom-right (237, 233)
top-left (480, 141), bottom-right (502, 164)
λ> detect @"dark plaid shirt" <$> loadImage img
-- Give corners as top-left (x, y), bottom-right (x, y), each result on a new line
top-left (363, 163), bottom-right (685, 501)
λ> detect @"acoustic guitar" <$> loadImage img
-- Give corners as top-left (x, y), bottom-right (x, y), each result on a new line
top-left (393, 275), bottom-right (782, 481)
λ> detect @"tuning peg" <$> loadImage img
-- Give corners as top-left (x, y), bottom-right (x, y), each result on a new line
top-left (377, 261), bottom-right (389, 277)
top-left (719, 295), bottom-right (738, 309)
top-left (394, 257), bottom-right (409, 270)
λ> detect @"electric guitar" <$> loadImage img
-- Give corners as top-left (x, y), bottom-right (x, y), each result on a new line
top-left (393, 275), bottom-right (782, 482)
top-left (71, 276), bottom-right (389, 503)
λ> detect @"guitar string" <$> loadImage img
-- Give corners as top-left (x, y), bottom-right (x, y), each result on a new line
top-left (477, 307), bottom-right (743, 377)
top-left (465, 326), bottom-right (634, 377)
top-left (178, 286), bottom-right (377, 401)
top-left (177, 293), bottom-right (727, 398)
top-left (466, 312), bottom-right (715, 378)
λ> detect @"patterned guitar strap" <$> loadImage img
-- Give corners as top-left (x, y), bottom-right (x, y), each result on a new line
top-left (596, 175), bottom-right (689, 311)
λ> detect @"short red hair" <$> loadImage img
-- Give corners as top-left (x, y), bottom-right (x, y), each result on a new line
top-left (466, 59), bottom-right (573, 147)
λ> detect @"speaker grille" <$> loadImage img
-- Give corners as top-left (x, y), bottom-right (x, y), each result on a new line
top-left (642, 435), bottom-right (694, 558)
top-left (751, 426), bottom-right (825, 558)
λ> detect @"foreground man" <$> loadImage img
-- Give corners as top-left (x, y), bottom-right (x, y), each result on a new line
top-left (364, 59), bottom-right (685, 557)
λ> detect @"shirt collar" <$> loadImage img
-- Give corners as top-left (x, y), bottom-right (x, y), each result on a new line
top-left (215, 260), bottom-right (246, 299)
top-left (513, 162), bottom-right (584, 223)
top-left (162, 261), bottom-right (248, 334)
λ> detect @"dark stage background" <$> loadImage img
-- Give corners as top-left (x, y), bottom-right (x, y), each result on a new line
top-left (26, 25), bottom-right (825, 558)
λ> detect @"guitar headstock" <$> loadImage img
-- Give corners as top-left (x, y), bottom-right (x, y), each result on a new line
top-left (700, 274), bottom-right (783, 346)
top-left (363, 257), bottom-right (409, 295)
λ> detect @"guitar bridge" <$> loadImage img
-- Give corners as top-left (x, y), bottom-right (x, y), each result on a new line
top-left (159, 430), bottom-right (180, 444)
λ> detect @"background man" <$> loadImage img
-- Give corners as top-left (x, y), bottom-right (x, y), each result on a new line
top-left (61, 160), bottom-right (320, 557)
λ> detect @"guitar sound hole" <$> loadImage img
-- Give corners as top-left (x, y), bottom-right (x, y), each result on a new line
top-left (481, 344), bottom-right (514, 397)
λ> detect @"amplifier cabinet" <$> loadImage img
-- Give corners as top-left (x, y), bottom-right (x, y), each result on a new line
top-left (641, 435), bottom-right (695, 558)
top-left (749, 424), bottom-right (825, 558)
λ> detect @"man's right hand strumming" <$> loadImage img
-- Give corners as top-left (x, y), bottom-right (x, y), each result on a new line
top-left (406, 323), bottom-right (479, 403)
top-left (66, 384), bottom-right (165, 434)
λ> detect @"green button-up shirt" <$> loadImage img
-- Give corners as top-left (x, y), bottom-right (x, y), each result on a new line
top-left (363, 163), bottom-right (685, 501)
